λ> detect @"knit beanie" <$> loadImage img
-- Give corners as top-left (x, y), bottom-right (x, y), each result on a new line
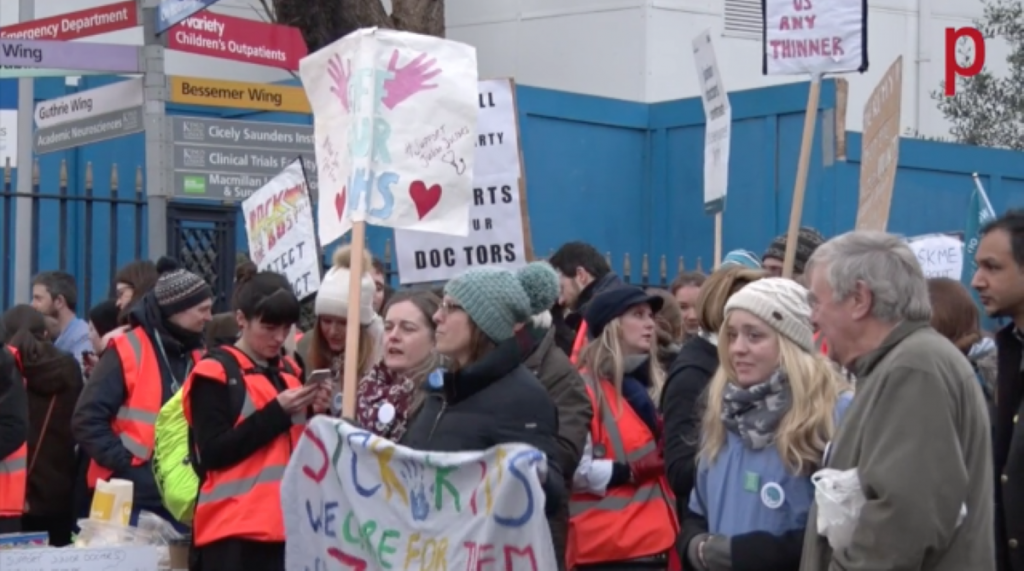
top-left (724, 277), bottom-right (814, 353)
top-left (153, 257), bottom-right (213, 316)
top-left (445, 262), bottom-right (559, 343)
top-left (762, 227), bottom-right (826, 274)
top-left (721, 249), bottom-right (762, 269)
top-left (316, 266), bottom-right (376, 324)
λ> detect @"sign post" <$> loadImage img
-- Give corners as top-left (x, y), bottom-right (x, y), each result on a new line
top-left (693, 30), bottom-right (731, 268)
top-left (143, 0), bottom-right (173, 258)
top-left (12, 0), bottom-right (33, 304)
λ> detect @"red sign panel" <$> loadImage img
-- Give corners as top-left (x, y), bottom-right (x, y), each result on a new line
top-left (0, 1), bottom-right (139, 41)
top-left (168, 12), bottom-right (307, 71)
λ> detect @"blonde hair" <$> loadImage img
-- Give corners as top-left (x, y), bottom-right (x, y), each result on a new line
top-left (699, 326), bottom-right (850, 475)
top-left (577, 317), bottom-right (666, 412)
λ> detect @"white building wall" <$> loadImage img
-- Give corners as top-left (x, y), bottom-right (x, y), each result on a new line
top-left (0, 0), bottom-right (292, 84)
top-left (446, 0), bottom-right (1013, 140)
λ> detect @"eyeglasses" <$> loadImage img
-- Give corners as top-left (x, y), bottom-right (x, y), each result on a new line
top-left (440, 299), bottom-right (464, 315)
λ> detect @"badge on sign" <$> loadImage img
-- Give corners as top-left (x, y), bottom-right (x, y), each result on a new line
top-left (761, 482), bottom-right (785, 509)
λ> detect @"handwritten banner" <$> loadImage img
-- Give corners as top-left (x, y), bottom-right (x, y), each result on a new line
top-left (908, 232), bottom-right (963, 280)
top-left (1, 546), bottom-right (158, 571)
top-left (298, 28), bottom-right (479, 246)
top-left (761, 0), bottom-right (868, 76)
top-left (393, 79), bottom-right (529, 284)
top-left (282, 417), bottom-right (558, 570)
top-left (241, 158), bottom-right (321, 299)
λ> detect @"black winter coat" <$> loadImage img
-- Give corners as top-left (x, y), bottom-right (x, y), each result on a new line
top-left (401, 338), bottom-right (566, 517)
top-left (661, 335), bottom-right (718, 520)
top-left (994, 325), bottom-right (1024, 571)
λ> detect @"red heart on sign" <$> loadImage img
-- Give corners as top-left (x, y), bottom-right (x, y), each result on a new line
top-left (409, 181), bottom-right (441, 220)
top-left (335, 187), bottom-right (347, 220)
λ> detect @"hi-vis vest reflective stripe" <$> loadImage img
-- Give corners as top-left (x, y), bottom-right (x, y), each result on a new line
top-left (0, 345), bottom-right (27, 517)
top-left (182, 345), bottom-right (304, 547)
top-left (567, 377), bottom-right (678, 567)
top-left (87, 328), bottom-right (203, 488)
top-left (570, 322), bottom-right (588, 365)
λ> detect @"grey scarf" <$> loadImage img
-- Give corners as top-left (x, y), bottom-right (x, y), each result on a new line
top-left (721, 370), bottom-right (792, 450)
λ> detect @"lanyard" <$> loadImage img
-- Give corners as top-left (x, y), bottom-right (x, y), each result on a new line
top-left (153, 333), bottom-right (192, 393)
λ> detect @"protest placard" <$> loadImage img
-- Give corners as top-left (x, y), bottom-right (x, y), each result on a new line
top-left (282, 417), bottom-right (558, 570)
top-left (393, 78), bottom-right (530, 284)
top-left (241, 158), bottom-right (321, 299)
top-left (299, 28), bottom-right (480, 247)
top-left (908, 233), bottom-right (963, 280)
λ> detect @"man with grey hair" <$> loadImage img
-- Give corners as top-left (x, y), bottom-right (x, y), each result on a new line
top-left (800, 231), bottom-right (994, 571)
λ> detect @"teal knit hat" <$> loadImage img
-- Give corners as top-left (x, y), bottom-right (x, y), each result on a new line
top-left (445, 262), bottom-right (559, 342)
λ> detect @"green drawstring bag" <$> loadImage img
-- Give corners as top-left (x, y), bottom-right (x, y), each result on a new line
top-left (152, 390), bottom-right (198, 525)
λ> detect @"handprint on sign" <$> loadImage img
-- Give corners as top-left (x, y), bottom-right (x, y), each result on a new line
top-left (399, 460), bottom-right (433, 521)
top-left (381, 50), bottom-right (442, 110)
top-left (327, 55), bottom-right (352, 112)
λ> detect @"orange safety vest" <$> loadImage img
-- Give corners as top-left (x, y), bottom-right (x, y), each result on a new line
top-left (569, 321), bottom-right (588, 365)
top-left (182, 346), bottom-right (304, 547)
top-left (0, 346), bottom-right (27, 517)
top-left (87, 327), bottom-right (203, 488)
top-left (567, 377), bottom-right (679, 568)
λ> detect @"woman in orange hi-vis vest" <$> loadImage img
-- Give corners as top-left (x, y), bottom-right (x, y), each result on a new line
top-left (569, 285), bottom-right (679, 570)
top-left (183, 270), bottom-right (329, 571)
top-left (0, 344), bottom-right (28, 534)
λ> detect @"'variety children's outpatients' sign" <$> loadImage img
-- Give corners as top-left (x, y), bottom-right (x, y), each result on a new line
top-left (393, 79), bottom-right (530, 284)
top-left (282, 417), bottom-right (559, 570)
top-left (298, 28), bottom-right (480, 245)
top-left (761, 0), bottom-right (868, 75)
top-left (168, 11), bottom-right (307, 71)
top-left (241, 158), bottom-right (321, 299)
top-left (0, 1), bottom-right (138, 41)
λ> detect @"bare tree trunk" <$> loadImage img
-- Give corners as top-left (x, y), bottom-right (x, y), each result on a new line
top-left (271, 0), bottom-right (445, 53)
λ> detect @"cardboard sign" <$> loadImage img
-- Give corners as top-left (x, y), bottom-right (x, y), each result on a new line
top-left (393, 79), bottom-right (529, 284)
top-left (856, 56), bottom-right (902, 231)
top-left (298, 28), bottom-right (479, 245)
top-left (241, 158), bottom-right (321, 299)
top-left (283, 417), bottom-right (558, 570)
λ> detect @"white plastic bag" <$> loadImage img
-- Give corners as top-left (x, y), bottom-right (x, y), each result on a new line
top-left (812, 467), bottom-right (864, 550)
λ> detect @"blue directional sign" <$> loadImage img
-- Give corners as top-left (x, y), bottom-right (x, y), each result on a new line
top-left (155, 0), bottom-right (222, 34)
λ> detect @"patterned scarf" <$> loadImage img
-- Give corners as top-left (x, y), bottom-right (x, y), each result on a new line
top-left (721, 370), bottom-right (792, 450)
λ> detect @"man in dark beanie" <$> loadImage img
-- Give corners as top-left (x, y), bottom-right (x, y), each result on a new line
top-left (762, 226), bottom-right (826, 281)
top-left (72, 257), bottom-right (212, 528)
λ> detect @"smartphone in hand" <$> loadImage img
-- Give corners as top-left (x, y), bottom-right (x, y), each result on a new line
top-left (306, 368), bottom-right (334, 386)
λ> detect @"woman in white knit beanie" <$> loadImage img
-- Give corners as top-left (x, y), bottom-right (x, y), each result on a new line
top-left (680, 278), bottom-right (852, 571)
top-left (296, 245), bottom-right (384, 414)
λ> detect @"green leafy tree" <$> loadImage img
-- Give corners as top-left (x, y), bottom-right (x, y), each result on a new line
top-left (933, 0), bottom-right (1023, 150)
top-left (255, 0), bottom-right (445, 53)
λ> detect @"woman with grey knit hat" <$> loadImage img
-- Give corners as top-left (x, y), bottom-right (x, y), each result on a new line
top-left (679, 278), bottom-right (851, 571)
top-left (400, 261), bottom-right (567, 519)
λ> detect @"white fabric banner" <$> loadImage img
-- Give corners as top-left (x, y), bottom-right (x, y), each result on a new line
top-left (393, 78), bottom-right (528, 284)
top-left (241, 158), bottom-right (321, 299)
top-left (762, 0), bottom-right (867, 76)
top-left (283, 417), bottom-right (558, 571)
top-left (298, 28), bottom-right (479, 246)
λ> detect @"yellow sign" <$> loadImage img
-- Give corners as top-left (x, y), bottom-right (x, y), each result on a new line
top-left (168, 76), bottom-right (311, 113)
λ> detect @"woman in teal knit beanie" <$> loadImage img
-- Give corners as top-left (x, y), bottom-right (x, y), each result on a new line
top-left (401, 262), bottom-right (568, 521)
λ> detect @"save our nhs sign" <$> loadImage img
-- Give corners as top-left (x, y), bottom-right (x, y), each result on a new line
top-left (155, 0), bottom-right (223, 34)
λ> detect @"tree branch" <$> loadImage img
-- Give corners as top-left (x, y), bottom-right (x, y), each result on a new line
top-left (392, 0), bottom-right (445, 37)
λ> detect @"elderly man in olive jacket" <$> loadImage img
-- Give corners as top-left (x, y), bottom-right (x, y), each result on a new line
top-left (801, 232), bottom-right (994, 571)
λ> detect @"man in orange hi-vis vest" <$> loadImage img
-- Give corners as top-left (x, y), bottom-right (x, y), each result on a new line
top-left (0, 345), bottom-right (28, 533)
top-left (549, 242), bottom-right (624, 362)
top-left (73, 258), bottom-right (212, 528)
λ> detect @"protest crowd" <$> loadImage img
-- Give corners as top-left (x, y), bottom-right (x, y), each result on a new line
top-left (0, 215), bottom-right (1021, 571)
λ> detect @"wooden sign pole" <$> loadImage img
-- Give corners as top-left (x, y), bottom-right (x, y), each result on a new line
top-left (782, 76), bottom-right (822, 279)
top-left (341, 220), bottom-right (367, 421)
top-left (714, 212), bottom-right (723, 268)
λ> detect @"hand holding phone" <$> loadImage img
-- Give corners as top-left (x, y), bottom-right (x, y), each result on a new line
top-left (307, 368), bottom-right (334, 386)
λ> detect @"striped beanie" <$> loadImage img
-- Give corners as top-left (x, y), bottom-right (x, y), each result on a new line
top-left (763, 227), bottom-right (825, 274)
top-left (154, 257), bottom-right (212, 316)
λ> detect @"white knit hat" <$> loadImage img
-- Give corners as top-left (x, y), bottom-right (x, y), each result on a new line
top-left (724, 277), bottom-right (815, 353)
top-left (315, 266), bottom-right (376, 324)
